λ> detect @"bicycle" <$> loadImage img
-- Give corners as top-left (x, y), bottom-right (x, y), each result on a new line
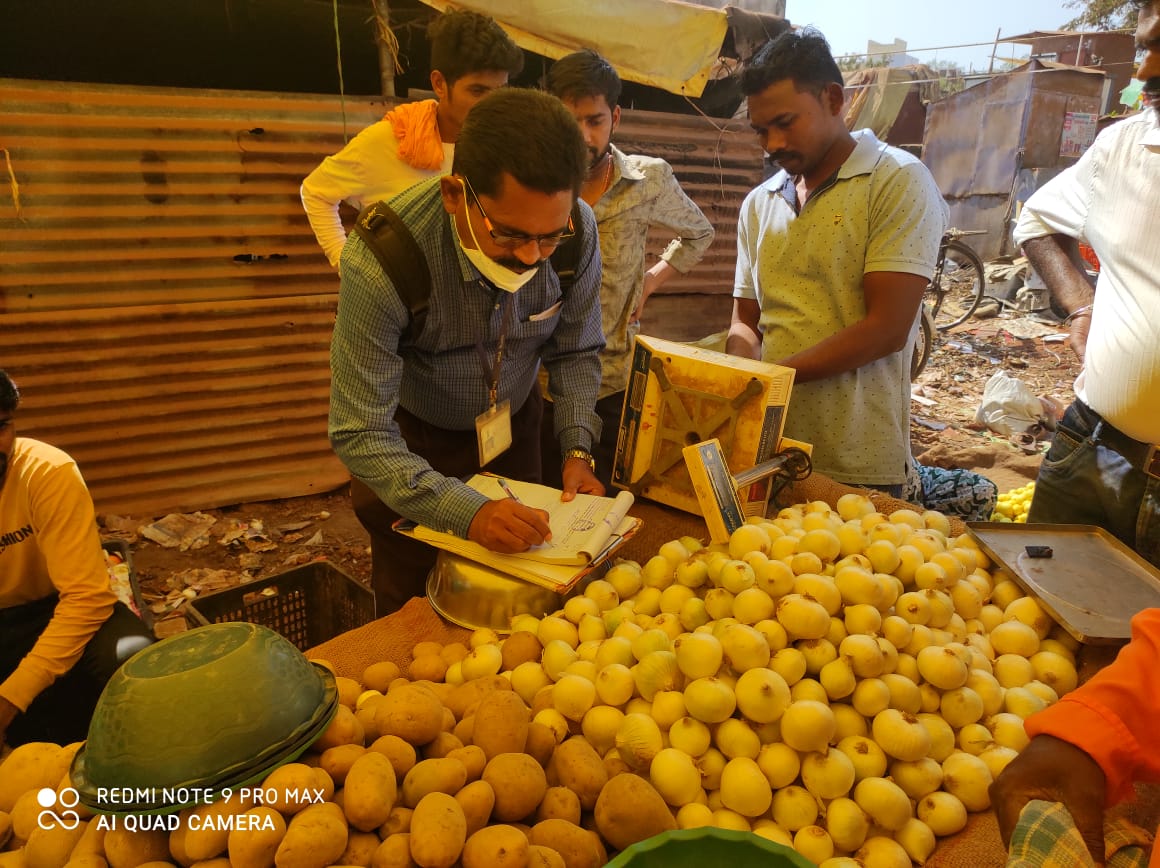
top-left (911, 303), bottom-right (935, 380)
top-left (925, 228), bottom-right (987, 331)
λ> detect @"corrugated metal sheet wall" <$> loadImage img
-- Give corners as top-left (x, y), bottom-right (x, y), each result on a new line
top-left (0, 78), bottom-right (762, 515)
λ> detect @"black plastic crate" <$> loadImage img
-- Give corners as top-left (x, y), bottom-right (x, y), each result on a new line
top-left (184, 561), bottom-right (375, 651)
top-left (102, 538), bottom-right (152, 631)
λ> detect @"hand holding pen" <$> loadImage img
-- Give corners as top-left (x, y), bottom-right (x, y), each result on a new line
top-left (466, 477), bottom-right (552, 552)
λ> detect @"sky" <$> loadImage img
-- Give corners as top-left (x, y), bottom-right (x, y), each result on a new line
top-left (788, 0), bottom-right (1092, 73)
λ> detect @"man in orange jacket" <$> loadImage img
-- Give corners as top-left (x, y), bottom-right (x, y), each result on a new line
top-left (301, 10), bottom-right (524, 266)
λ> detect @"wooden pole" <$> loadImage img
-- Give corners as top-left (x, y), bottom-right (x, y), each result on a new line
top-left (988, 27), bottom-right (1001, 74)
top-left (374, 0), bottom-right (397, 98)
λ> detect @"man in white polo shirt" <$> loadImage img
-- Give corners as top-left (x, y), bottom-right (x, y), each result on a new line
top-left (1014, 0), bottom-right (1160, 567)
top-left (727, 28), bottom-right (948, 496)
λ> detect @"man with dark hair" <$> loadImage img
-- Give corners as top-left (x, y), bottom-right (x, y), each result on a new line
top-left (1009, 0), bottom-right (1159, 567)
top-left (546, 49), bottom-right (714, 488)
top-left (329, 88), bottom-right (605, 614)
top-left (0, 369), bottom-right (153, 747)
top-left (727, 28), bottom-right (947, 496)
top-left (302, 10), bottom-right (524, 266)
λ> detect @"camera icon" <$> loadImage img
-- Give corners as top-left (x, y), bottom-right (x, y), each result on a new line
top-left (36, 787), bottom-right (81, 831)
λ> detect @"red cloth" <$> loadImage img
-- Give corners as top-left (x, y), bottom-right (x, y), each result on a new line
top-left (1026, 608), bottom-right (1160, 808)
top-left (385, 99), bottom-right (444, 171)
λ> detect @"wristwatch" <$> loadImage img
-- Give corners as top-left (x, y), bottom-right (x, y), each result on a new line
top-left (562, 447), bottom-right (596, 474)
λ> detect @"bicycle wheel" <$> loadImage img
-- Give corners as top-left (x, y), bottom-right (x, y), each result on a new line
top-left (911, 304), bottom-right (935, 380)
top-left (928, 239), bottom-right (986, 331)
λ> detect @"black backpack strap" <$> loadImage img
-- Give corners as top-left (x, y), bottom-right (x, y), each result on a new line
top-left (549, 200), bottom-right (586, 294)
top-left (352, 201), bottom-right (431, 341)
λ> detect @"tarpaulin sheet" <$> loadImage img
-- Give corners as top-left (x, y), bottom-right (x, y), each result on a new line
top-left (417, 0), bottom-right (730, 97)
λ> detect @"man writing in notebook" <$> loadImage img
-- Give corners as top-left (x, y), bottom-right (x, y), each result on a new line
top-left (300, 10), bottom-right (524, 266)
top-left (329, 89), bottom-right (605, 616)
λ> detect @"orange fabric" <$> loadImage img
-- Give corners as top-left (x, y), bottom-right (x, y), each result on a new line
top-left (385, 99), bottom-right (445, 171)
top-left (1026, 609), bottom-right (1160, 808)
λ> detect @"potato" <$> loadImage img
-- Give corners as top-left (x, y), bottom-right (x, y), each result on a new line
top-left (182, 792), bottom-right (258, 862)
top-left (355, 706), bottom-right (380, 742)
top-left (10, 789), bottom-right (42, 847)
top-left (408, 656), bottom-right (448, 683)
top-left (375, 685), bottom-right (445, 747)
top-left (444, 746), bottom-right (486, 783)
top-left (524, 724), bottom-right (557, 768)
top-left (501, 632), bottom-right (543, 671)
top-left (461, 824), bottom-right (528, 868)
top-left (66, 857), bottom-right (110, 868)
top-left (547, 739), bottom-right (607, 811)
top-left (472, 691), bottom-right (530, 760)
top-left (0, 811), bottom-right (11, 850)
top-left (453, 780), bottom-right (495, 838)
top-left (361, 661), bottom-right (402, 693)
top-left (370, 833), bottom-right (416, 868)
top-left (401, 758), bottom-right (467, 808)
top-left (378, 806), bottom-right (412, 838)
top-left (409, 793), bottom-right (466, 868)
top-left (528, 820), bottom-right (603, 868)
top-left (527, 845), bottom-right (566, 868)
top-left (260, 764), bottom-right (327, 817)
top-left (320, 744), bottom-right (368, 786)
top-left (0, 851), bottom-right (25, 868)
top-left (452, 716), bottom-right (474, 746)
top-left (23, 819), bottom-right (87, 868)
top-left (71, 816), bottom-right (107, 861)
top-left (593, 773), bottom-right (676, 851)
top-left (439, 707), bottom-right (456, 734)
top-left (274, 802), bottom-right (347, 868)
top-left (422, 733), bottom-right (463, 760)
top-left (340, 831), bottom-right (381, 867)
top-left (226, 807), bottom-right (286, 868)
top-left (483, 754), bottom-right (547, 823)
top-left (412, 681), bottom-right (455, 707)
top-left (312, 704), bottom-right (365, 751)
top-left (0, 743), bottom-right (67, 812)
top-left (368, 735), bottom-right (417, 779)
top-left (336, 677), bottom-right (365, 709)
top-left (535, 787), bottom-right (581, 825)
top-left (188, 859), bottom-right (230, 868)
top-left (439, 644), bottom-right (469, 666)
top-left (104, 826), bottom-right (171, 868)
top-left (343, 752), bottom-right (398, 832)
top-left (445, 675), bottom-right (511, 720)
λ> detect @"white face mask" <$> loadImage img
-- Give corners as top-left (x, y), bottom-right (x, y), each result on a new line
top-left (454, 181), bottom-right (540, 294)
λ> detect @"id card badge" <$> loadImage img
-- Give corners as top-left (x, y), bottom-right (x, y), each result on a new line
top-left (475, 400), bottom-right (512, 466)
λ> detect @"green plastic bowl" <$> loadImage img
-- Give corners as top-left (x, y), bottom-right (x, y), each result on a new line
top-left (71, 622), bottom-right (335, 810)
top-left (604, 828), bottom-right (817, 868)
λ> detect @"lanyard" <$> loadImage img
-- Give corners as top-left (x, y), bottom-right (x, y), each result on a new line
top-left (474, 294), bottom-right (514, 409)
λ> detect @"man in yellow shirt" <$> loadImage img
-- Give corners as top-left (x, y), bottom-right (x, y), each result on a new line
top-left (0, 370), bottom-right (153, 747)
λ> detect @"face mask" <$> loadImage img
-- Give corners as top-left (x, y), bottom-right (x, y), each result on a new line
top-left (454, 181), bottom-right (540, 294)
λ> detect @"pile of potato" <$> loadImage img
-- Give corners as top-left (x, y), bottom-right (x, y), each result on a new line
top-left (0, 492), bottom-right (1079, 868)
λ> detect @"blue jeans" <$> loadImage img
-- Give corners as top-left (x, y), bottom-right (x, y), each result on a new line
top-left (1029, 400), bottom-right (1160, 568)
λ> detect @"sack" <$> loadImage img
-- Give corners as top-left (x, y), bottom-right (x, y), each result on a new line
top-left (975, 370), bottom-right (1046, 436)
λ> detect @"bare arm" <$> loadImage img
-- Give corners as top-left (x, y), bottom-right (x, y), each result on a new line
top-left (1022, 234), bottom-right (1094, 359)
top-left (727, 297), bottom-right (763, 360)
top-left (776, 272), bottom-right (927, 383)
top-left (633, 260), bottom-right (678, 322)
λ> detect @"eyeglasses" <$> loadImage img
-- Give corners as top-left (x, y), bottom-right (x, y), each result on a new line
top-left (462, 176), bottom-right (575, 250)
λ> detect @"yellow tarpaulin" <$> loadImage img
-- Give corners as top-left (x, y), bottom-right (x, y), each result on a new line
top-left (417, 0), bottom-right (730, 97)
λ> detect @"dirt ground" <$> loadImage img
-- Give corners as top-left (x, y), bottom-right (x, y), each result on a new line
top-left (105, 306), bottom-right (1083, 638)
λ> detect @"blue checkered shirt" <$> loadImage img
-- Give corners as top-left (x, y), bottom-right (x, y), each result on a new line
top-left (329, 177), bottom-right (604, 537)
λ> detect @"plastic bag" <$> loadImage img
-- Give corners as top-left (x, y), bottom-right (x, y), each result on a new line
top-left (975, 370), bottom-right (1047, 436)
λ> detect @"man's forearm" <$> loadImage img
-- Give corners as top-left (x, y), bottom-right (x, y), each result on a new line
top-left (1022, 234), bottom-right (1093, 315)
top-left (726, 323), bottom-right (762, 359)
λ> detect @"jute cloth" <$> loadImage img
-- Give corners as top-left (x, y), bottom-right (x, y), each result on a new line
top-left (305, 472), bottom-right (1154, 867)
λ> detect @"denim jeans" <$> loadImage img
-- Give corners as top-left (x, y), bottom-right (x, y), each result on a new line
top-left (1029, 400), bottom-right (1160, 568)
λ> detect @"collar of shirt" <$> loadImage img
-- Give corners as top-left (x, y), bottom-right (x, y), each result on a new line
top-left (763, 128), bottom-right (889, 204)
top-left (609, 143), bottom-right (646, 186)
top-left (1140, 111), bottom-right (1160, 152)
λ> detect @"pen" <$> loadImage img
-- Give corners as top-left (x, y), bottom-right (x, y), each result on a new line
top-left (497, 478), bottom-right (522, 504)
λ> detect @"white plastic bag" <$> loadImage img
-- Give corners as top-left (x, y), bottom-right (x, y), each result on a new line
top-left (975, 370), bottom-right (1046, 436)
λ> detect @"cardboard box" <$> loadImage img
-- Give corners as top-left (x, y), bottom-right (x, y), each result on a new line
top-left (613, 335), bottom-right (795, 517)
